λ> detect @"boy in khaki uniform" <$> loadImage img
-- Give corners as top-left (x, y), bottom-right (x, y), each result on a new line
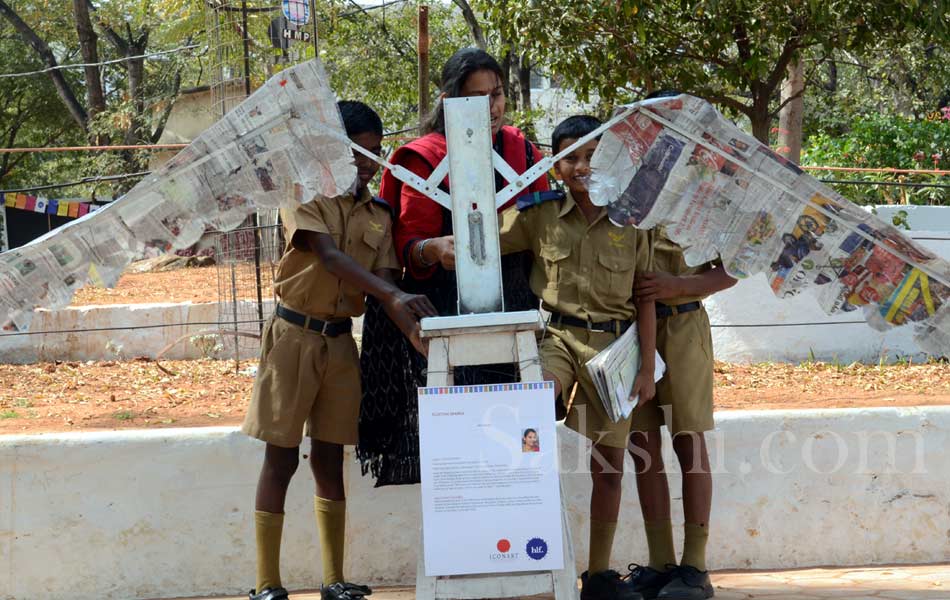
top-left (625, 227), bottom-right (736, 600)
top-left (242, 101), bottom-right (436, 600)
top-left (499, 115), bottom-right (656, 600)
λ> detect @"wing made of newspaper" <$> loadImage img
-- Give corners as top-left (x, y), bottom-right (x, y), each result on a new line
top-left (0, 59), bottom-right (355, 332)
top-left (589, 94), bottom-right (950, 355)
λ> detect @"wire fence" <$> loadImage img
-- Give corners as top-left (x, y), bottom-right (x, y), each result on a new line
top-left (213, 221), bottom-right (283, 367)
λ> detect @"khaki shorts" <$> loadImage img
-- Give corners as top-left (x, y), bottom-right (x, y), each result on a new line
top-left (242, 315), bottom-right (361, 447)
top-left (631, 307), bottom-right (715, 435)
top-left (541, 324), bottom-right (634, 449)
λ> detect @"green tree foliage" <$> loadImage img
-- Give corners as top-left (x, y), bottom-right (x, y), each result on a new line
top-left (802, 113), bottom-right (950, 206)
top-left (316, 0), bottom-right (469, 135)
top-left (479, 0), bottom-right (948, 142)
top-left (0, 0), bottom-right (206, 197)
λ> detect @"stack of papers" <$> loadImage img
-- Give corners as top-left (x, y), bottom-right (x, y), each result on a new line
top-left (584, 325), bottom-right (666, 423)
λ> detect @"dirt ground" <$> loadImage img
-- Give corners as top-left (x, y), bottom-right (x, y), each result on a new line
top-left (1, 358), bottom-right (948, 435)
top-left (0, 264), bottom-right (943, 435)
top-left (70, 261), bottom-right (273, 306)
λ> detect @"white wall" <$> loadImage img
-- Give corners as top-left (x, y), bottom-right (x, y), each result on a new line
top-left (0, 301), bottom-right (271, 363)
top-left (2, 407), bottom-right (948, 600)
top-left (708, 206), bottom-right (950, 363)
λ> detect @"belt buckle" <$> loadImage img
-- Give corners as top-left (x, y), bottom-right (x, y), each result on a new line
top-left (320, 320), bottom-right (330, 336)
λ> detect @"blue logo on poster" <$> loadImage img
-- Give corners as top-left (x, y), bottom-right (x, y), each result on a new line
top-left (526, 537), bottom-right (548, 560)
top-left (282, 0), bottom-right (310, 25)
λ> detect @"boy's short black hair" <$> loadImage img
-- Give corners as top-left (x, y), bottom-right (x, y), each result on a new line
top-left (337, 100), bottom-right (383, 138)
top-left (551, 115), bottom-right (603, 155)
top-left (644, 89), bottom-right (680, 100)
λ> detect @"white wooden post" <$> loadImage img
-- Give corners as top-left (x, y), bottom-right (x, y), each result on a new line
top-left (413, 98), bottom-right (578, 600)
top-left (443, 96), bottom-right (504, 314)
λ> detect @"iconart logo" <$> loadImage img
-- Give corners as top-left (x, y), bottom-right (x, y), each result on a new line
top-left (490, 538), bottom-right (519, 560)
top-left (526, 537), bottom-right (548, 560)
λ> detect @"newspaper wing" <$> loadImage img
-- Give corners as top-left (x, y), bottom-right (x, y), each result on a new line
top-left (0, 59), bottom-right (355, 332)
top-left (589, 94), bottom-right (950, 355)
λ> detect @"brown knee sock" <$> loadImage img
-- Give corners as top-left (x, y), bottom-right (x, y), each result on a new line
top-left (314, 496), bottom-right (346, 585)
top-left (644, 519), bottom-right (676, 571)
top-left (681, 523), bottom-right (709, 571)
top-left (255, 510), bottom-right (284, 592)
top-left (588, 518), bottom-right (618, 574)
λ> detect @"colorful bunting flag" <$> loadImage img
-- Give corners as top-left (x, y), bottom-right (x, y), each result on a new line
top-left (3, 194), bottom-right (11, 208)
top-left (67, 202), bottom-right (79, 218)
top-left (57, 201), bottom-right (68, 216)
top-left (24, 195), bottom-right (36, 211)
top-left (77, 203), bottom-right (89, 217)
top-left (46, 199), bottom-right (58, 215)
top-left (34, 197), bottom-right (48, 213)
top-left (14, 194), bottom-right (27, 210)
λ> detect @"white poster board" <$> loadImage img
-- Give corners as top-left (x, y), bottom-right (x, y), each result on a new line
top-left (418, 381), bottom-right (564, 576)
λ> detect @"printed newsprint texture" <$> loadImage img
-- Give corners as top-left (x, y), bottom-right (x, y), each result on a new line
top-left (590, 95), bottom-right (950, 355)
top-left (585, 325), bottom-right (666, 423)
top-left (0, 59), bottom-right (355, 332)
top-left (0, 206), bottom-right (7, 252)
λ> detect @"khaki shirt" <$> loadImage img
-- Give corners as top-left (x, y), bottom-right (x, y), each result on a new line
top-left (652, 227), bottom-right (713, 305)
top-left (499, 191), bottom-right (652, 322)
top-left (274, 188), bottom-right (399, 320)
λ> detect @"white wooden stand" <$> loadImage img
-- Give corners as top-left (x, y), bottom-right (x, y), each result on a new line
top-left (415, 310), bottom-right (578, 600)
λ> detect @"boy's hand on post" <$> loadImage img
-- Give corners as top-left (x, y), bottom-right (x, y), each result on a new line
top-left (394, 291), bottom-right (438, 319)
top-left (630, 371), bottom-right (656, 408)
top-left (381, 294), bottom-right (430, 356)
top-left (635, 271), bottom-right (684, 302)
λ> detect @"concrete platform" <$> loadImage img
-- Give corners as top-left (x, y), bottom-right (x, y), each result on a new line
top-left (170, 563), bottom-right (950, 599)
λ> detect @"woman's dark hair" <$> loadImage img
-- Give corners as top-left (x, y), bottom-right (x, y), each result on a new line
top-left (522, 428), bottom-right (537, 440)
top-left (425, 47), bottom-right (505, 135)
top-left (551, 115), bottom-right (603, 155)
top-left (338, 100), bottom-right (383, 138)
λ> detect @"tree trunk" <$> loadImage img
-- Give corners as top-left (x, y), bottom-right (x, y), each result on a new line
top-left (750, 91), bottom-right (771, 144)
top-left (777, 59), bottom-right (805, 163)
top-left (72, 0), bottom-right (106, 124)
top-left (517, 53), bottom-right (533, 136)
top-left (123, 54), bottom-right (147, 147)
top-left (0, 0), bottom-right (88, 130)
top-left (452, 0), bottom-right (486, 50)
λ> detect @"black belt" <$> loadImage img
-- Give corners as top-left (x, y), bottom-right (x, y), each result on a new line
top-left (275, 304), bottom-right (352, 337)
top-left (656, 301), bottom-right (702, 319)
top-left (546, 309), bottom-right (632, 335)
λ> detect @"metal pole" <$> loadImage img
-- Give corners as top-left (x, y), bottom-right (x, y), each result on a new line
top-left (417, 5), bottom-right (430, 126)
top-left (240, 0), bottom-right (266, 335)
top-left (310, 0), bottom-right (319, 56)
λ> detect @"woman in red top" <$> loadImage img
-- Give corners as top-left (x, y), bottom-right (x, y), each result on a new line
top-left (358, 48), bottom-right (549, 486)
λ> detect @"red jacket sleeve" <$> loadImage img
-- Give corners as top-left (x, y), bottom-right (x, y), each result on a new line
top-left (394, 152), bottom-right (444, 279)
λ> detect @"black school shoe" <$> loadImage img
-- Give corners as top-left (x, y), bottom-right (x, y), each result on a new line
top-left (657, 565), bottom-right (714, 599)
top-left (320, 581), bottom-right (373, 600)
top-left (580, 570), bottom-right (644, 600)
top-left (248, 587), bottom-right (289, 600)
top-left (624, 564), bottom-right (675, 600)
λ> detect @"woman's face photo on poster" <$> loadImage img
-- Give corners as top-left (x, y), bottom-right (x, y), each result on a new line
top-left (522, 428), bottom-right (540, 452)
